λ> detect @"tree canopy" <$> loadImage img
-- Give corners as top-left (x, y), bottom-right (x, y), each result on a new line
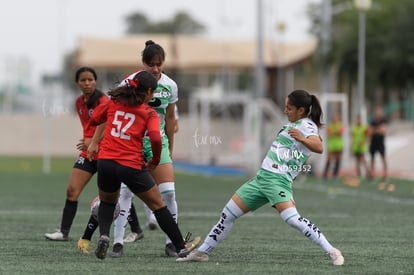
top-left (124, 11), bottom-right (205, 35)
top-left (309, 0), bottom-right (414, 104)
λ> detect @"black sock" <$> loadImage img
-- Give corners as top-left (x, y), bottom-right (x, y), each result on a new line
top-left (81, 215), bottom-right (99, 240)
top-left (324, 160), bottom-right (331, 178)
top-left (153, 206), bottom-right (184, 251)
top-left (60, 199), bottom-right (78, 236)
top-left (98, 201), bottom-right (116, 237)
top-left (333, 159), bottom-right (341, 177)
top-left (128, 202), bottom-right (142, 233)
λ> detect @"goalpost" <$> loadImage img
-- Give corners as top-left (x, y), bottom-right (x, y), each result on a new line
top-left (188, 85), bottom-right (285, 175)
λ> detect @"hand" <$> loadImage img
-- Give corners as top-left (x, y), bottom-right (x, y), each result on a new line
top-left (288, 128), bottom-right (304, 142)
top-left (87, 142), bottom-right (99, 161)
top-left (145, 159), bottom-right (158, 170)
top-left (77, 138), bottom-right (92, 151)
top-left (76, 139), bottom-right (86, 151)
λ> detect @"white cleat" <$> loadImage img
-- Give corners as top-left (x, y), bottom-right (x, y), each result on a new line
top-left (176, 249), bottom-right (209, 262)
top-left (328, 248), bottom-right (344, 266)
top-left (123, 231), bottom-right (144, 243)
top-left (44, 230), bottom-right (68, 241)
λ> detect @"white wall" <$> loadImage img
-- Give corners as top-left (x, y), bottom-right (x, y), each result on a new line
top-left (1, 114), bottom-right (81, 156)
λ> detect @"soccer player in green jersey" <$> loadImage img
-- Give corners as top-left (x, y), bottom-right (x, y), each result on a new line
top-left (111, 40), bottom-right (181, 257)
top-left (323, 112), bottom-right (344, 180)
top-left (351, 115), bottom-right (371, 178)
top-left (177, 90), bottom-right (344, 266)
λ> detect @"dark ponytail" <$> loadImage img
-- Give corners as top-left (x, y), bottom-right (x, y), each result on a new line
top-left (287, 90), bottom-right (323, 128)
top-left (86, 89), bottom-right (105, 109)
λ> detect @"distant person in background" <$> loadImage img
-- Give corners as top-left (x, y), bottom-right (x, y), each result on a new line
top-left (45, 67), bottom-right (109, 241)
top-left (368, 106), bottom-right (388, 180)
top-left (177, 90), bottom-right (344, 266)
top-left (323, 112), bottom-right (344, 180)
top-left (351, 115), bottom-right (371, 178)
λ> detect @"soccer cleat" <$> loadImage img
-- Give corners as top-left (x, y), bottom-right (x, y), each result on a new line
top-left (110, 243), bottom-right (123, 258)
top-left (165, 243), bottom-right (178, 257)
top-left (177, 235), bottom-right (201, 258)
top-left (95, 235), bottom-right (110, 260)
top-left (44, 230), bottom-right (68, 241)
top-left (327, 248), bottom-right (344, 266)
top-left (77, 238), bottom-right (90, 254)
top-left (176, 249), bottom-right (209, 262)
top-left (123, 231), bottom-right (144, 243)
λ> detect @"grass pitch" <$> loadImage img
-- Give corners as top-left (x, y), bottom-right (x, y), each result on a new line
top-left (1, 156), bottom-right (414, 274)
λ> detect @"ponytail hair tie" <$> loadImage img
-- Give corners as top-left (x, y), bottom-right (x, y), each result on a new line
top-left (127, 79), bottom-right (138, 88)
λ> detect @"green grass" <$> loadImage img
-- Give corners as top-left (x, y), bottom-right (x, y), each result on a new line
top-left (1, 156), bottom-right (414, 274)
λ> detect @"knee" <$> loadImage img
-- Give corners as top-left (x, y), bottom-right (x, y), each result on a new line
top-left (66, 185), bottom-right (81, 200)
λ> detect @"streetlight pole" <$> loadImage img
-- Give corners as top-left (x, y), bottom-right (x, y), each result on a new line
top-left (354, 0), bottom-right (371, 123)
top-left (254, 0), bottom-right (265, 169)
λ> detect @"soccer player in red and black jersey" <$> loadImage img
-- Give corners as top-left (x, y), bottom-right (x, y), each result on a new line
top-left (45, 67), bottom-right (109, 241)
top-left (87, 70), bottom-right (200, 260)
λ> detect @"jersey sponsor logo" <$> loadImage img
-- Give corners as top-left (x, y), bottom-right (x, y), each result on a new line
top-left (148, 98), bottom-right (162, 108)
top-left (153, 90), bottom-right (171, 98)
top-left (278, 191), bottom-right (286, 198)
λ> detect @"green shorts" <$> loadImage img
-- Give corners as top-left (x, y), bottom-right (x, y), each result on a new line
top-left (327, 138), bottom-right (344, 153)
top-left (235, 170), bottom-right (293, 211)
top-left (143, 135), bottom-right (172, 165)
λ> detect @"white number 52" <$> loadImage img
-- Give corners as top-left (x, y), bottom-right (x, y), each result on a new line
top-left (110, 110), bottom-right (135, 140)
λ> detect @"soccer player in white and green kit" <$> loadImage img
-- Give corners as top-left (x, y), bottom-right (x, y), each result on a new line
top-left (111, 40), bottom-right (183, 257)
top-left (177, 90), bottom-right (344, 265)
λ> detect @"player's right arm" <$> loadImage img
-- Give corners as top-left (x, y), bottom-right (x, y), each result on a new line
top-left (86, 102), bottom-right (109, 160)
top-left (146, 108), bottom-right (162, 169)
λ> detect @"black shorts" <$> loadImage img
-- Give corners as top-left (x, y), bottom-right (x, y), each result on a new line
top-left (97, 159), bottom-right (155, 194)
top-left (73, 155), bottom-right (98, 174)
top-left (369, 141), bottom-right (385, 157)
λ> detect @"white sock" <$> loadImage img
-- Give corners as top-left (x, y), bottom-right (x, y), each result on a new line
top-left (280, 207), bottom-right (334, 253)
top-left (113, 185), bottom-right (133, 245)
top-left (198, 199), bottom-right (244, 254)
top-left (143, 203), bottom-right (156, 224)
top-left (158, 182), bottom-right (177, 244)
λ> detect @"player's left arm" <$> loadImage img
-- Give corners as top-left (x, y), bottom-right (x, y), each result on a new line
top-left (378, 120), bottom-right (387, 135)
top-left (288, 122), bottom-right (323, 154)
top-left (165, 103), bottom-right (176, 156)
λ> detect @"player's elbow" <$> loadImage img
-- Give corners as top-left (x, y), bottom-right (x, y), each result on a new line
top-left (314, 144), bottom-right (323, 154)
